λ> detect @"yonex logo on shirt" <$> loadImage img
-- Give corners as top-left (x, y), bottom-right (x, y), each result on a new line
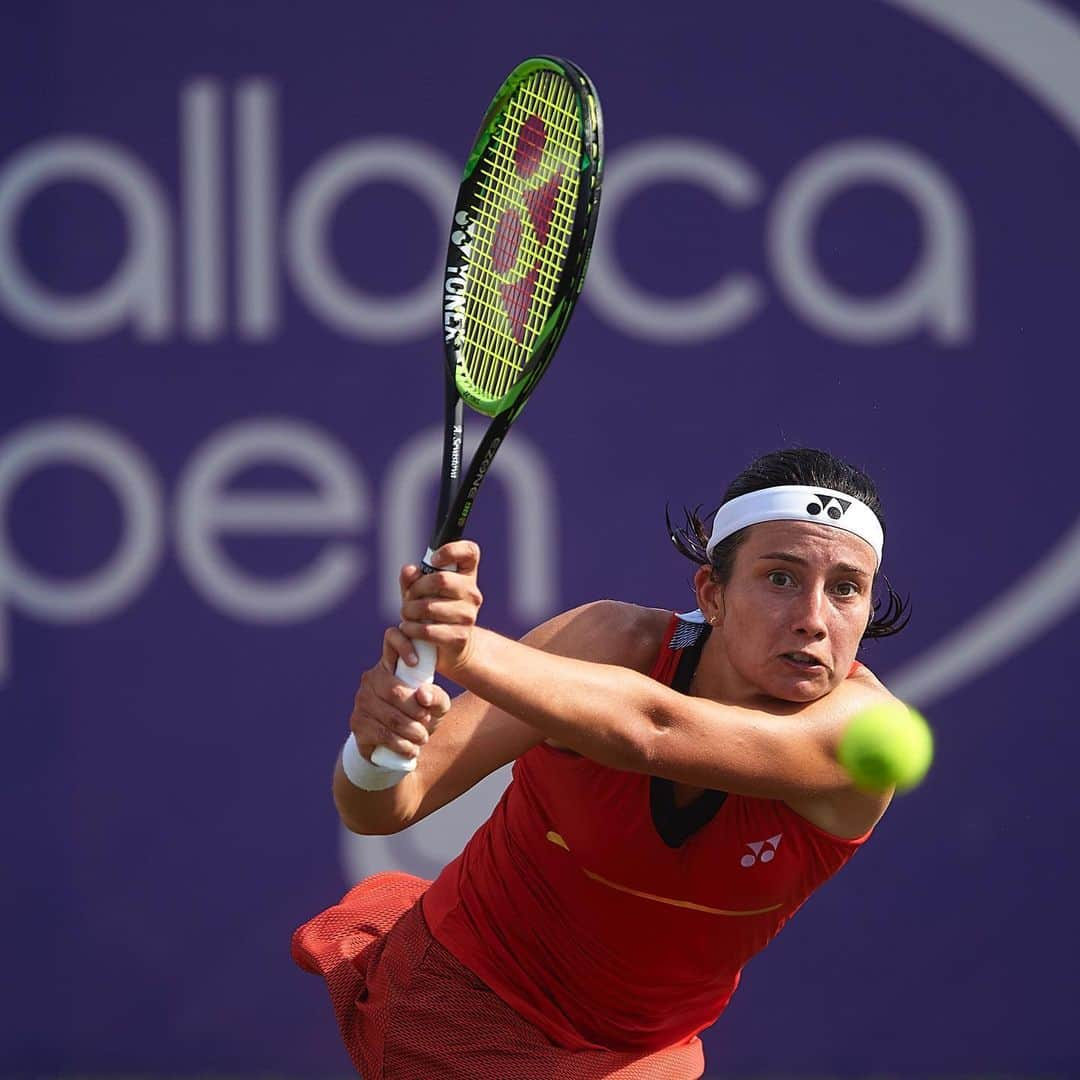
top-left (740, 834), bottom-right (782, 867)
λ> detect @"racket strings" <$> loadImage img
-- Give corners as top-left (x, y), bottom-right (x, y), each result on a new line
top-left (482, 75), bottom-right (579, 316)
top-left (460, 70), bottom-right (583, 405)
top-left (467, 79), bottom-right (578, 397)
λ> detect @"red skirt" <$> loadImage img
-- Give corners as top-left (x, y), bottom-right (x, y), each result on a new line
top-left (292, 871), bottom-right (705, 1079)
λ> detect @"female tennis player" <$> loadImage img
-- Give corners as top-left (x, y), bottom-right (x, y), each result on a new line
top-left (293, 447), bottom-right (911, 1080)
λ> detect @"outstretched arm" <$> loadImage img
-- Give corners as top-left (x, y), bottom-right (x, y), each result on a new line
top-left (399, 545), bottom-right (893, 802)
top-left (435, 625), bottom-right (887, 799)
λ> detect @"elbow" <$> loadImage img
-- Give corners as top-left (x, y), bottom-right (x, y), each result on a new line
top-left (631, 712), bottom-right (675, 777)
top-left (340, 816), bottom-right (404, 836)
top-left (617, 687), bottom-right (671, 774)
top-left (334, 801), bottom-right (408, 836)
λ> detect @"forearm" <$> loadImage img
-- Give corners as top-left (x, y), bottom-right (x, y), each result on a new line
top-left (449, 626), bottom-right (857, 797)
top-left (452, 627), bottom-right (663, 771)
top-left (332, 756), bottom-right (420, 835)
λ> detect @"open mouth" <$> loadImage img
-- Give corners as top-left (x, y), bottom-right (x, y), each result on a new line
top-left (781, 652), bottom-right (825, 670)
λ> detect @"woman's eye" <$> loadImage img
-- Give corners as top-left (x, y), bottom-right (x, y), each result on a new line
top-left (834, 581), bottom-right (859, 597)
top-left (768, 571), bottom-right (793, 587)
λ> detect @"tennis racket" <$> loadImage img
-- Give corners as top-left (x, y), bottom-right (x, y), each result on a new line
top-left (371, 56), bottom-right (604, 771)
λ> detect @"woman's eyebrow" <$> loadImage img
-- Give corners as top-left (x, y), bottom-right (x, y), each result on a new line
top-left (757, 551), bottom-right (807, 565)
top-left (757, 552), bottom-right (871, 576)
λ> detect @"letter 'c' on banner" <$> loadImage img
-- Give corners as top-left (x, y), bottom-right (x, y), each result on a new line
top-left (585, 138), bottom-right (766, 343)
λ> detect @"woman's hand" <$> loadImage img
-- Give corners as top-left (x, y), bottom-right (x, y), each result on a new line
top-left (398, 540), bottom-right (484, 680)
top-left (348, 627), bottom-right (453, 763)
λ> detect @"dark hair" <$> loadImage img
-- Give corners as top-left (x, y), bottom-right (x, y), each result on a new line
top-left (667, 448), bottom-right (910, 640)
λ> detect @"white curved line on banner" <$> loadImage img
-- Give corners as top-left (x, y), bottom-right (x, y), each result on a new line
top-left (884, 0), bottom-right (1080, 706)
top-left (889, 517), bottom-right (1080, 706)
top-left (887, 0), bottom-right (1080, 144)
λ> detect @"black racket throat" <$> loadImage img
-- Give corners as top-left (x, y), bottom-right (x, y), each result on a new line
top-left (428, 399), bottom-right (512, 553)
top-left (433, 374), bottom-right (464, 530)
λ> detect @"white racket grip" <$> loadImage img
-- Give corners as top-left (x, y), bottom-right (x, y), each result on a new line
top-left (395, 638), bottom-right (437, 688)
top-left (369, 551), bottom-right (457, 772)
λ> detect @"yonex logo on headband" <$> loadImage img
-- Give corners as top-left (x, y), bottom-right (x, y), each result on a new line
top-left (706, 485), bottom-right (884, 566)
top-left (806, 494), bottom-right (851, 520)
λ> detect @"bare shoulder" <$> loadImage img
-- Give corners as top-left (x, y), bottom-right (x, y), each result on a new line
top-left (527, 601), bottom-right (670, 754)
top-left (523, 600), bottom-right (671, 674)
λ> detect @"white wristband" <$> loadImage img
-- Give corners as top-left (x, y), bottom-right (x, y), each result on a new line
top-left (340, 734), bottom-right (408, 791)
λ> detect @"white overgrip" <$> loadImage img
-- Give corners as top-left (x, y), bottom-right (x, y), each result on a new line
top-left (369, 549), bottom-right (457, 772)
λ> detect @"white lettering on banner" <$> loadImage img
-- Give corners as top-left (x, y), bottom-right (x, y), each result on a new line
top-left (182, 80), bottom-right (225, 339)
top-left (586, 138), bottom-right (767, 343)
top-left (236, 80), bottom-right (279, 339)
top-left (174, 420), bottom-right (370, 621)
top-left (0, 421), bottom-right (164, 681)
top-left (0, 80), bottom-right (974, 346)
top-left (584, 136), bottom-right (972, 345)
top-left (768, 139), bottom-right (972, 344)
top-left (0, 138), bottom-right (173, 340)
top-left (285, 137), bottom-right (457, 341)
top-left (380, 427), bottom-right (557, 624)
top-left (0, 417), bottom-right (558, 684)
top-left (0, 81), bottom-right (458, 344)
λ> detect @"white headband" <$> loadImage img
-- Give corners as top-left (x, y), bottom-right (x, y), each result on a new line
top-left (706, 485), bottom-right (884, 566)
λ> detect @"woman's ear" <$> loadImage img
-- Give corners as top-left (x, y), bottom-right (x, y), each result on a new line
top-left (694, 565), bottom-right (723, 625)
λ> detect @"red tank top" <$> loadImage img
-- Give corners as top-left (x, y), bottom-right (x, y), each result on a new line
top-left (422, 612), bottom-right (872, 1052)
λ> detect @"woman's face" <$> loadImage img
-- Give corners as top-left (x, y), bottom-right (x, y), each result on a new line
top-left (696, 519), bottom-right (877, 704)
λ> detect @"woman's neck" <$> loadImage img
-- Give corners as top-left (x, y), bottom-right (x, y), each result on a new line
top-left (690, 631), bottom-right (763, 707)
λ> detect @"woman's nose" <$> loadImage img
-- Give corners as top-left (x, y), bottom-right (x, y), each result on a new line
top-left (792, 586), bottom-right (828, 638)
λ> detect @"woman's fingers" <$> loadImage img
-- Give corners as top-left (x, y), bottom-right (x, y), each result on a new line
top-left (393, 540), bottom-right (482, 680)
top-left (397, 618), bottom-right (472, 650)
top-left (398, 563), bottom-right (424, 593)
top-left (399, 541), bottom-right (480, 596)
top-left (349, 616), bottom-right (460, 764)
top-left (382, 625), bottom-right (419, 670)
top-left (363, 657), bottom-right (442, 719)
top-left (412, 679), bottom-right (451, 715)
top-left (429, 540), bottom-right (479, 573)
top-left (349, 708), bottom-right (426, 759)
top-left (399, 596), bottom-right (481, 626)
top-left (351, 685), bottom-right (431, 749)
top-left (402, 569), bottom-right (482, 605)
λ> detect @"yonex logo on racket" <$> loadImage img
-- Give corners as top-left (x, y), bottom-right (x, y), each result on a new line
top-left (483, 109), bottom-right (570, 344)
top-left (489, 114), bottom-right (565, 342)
top-left (806, 494), bottom-right (851, 520)
top-left (444, 210), bottom-right (476, 347)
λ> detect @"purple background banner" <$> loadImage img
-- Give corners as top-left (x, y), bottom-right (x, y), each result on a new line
top-left (3, 1), bottom-right (1078, 1075)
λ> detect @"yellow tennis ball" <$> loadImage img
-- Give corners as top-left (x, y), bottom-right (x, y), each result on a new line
top-left (837, 702), bottom-right (934, 793)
